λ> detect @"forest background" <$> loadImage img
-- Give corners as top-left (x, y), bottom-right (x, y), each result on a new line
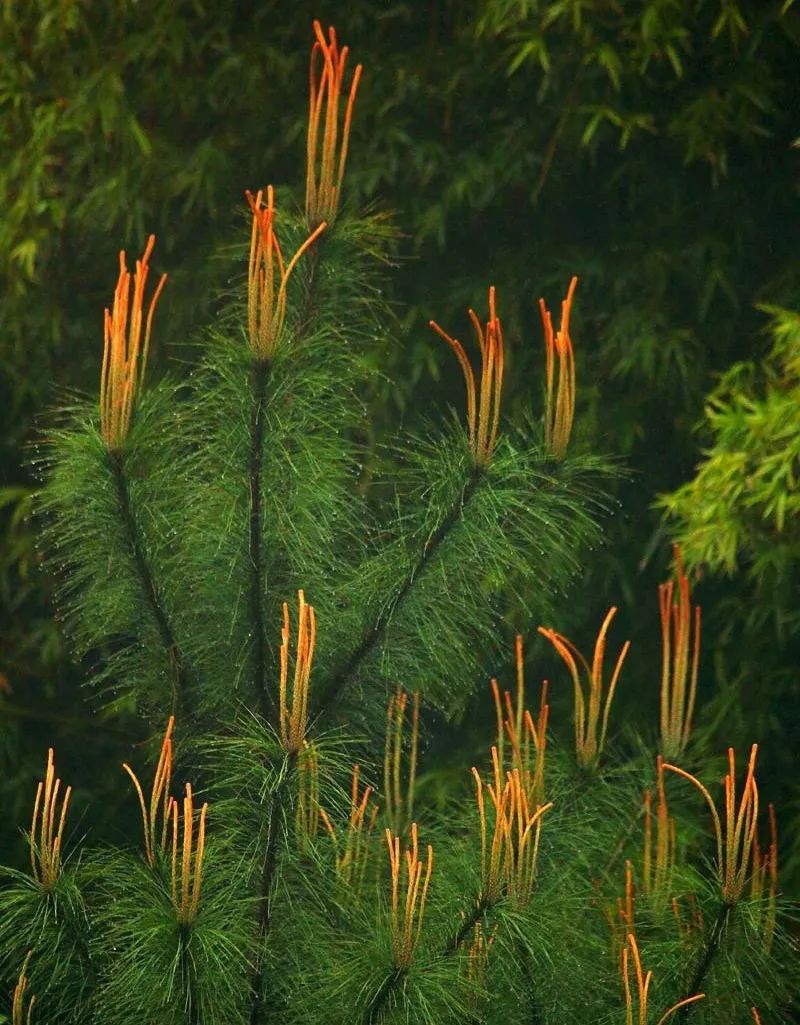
top-left (1, 0), bottom-right (798, 886)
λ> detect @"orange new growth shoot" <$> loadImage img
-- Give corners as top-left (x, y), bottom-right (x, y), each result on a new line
top-left (750, 802), bottom-right (778, 952)
top-left (29, 748), bottom-right (71, 890)
top-left (663, 745), bottom-right (759, 904)
top-left (621, 933), bottom-right (704, 1025)
top-left (466, 922), bottom-right (495, 992)
top-left (296, 741), bottom-right (321, 843)
top-left (168, 782), bottom-right (207, 926)
top-left (385, 822), bottom-right (433, 969)
top-left (306, 20), bottom-right (363, 227)
top-left (659, 545), bottom-right (702, 760)
top-left (490, 634), bottom-right (549, 807)
top-left (122, 716), bottom-right (174, 867)
top-left (99, 234), bottom-right (167, 451)
top-left (751, 1010), bottom-right (763, 1025)
top-left (670, 893), bottom-right (704, 945)
top-left (246, 186), bottom-right (326, 360)
top-left (538, 607), bottom-right (630, 770)
top-left (279, 590), bottom-right (317, 755)
top-left (383, 686), bottom-right (420, 834)
top-left (320, 763), bottom-right (378, 888)
top-left (430, 286), bottom-right (504, 468)
top-left (642, 756), bottom-right (676, 899)
top-left (617, 859), bottom-right (636, 935)
top-left (12, 953), bottom-right (35, 1025)
top-left (472, 747), bottom-right (552, 907)
top-left (539, 275), bottom-right (577, 460)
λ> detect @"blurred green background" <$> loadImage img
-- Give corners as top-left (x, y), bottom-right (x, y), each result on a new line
top-left (1, 0), bottom-right (798, 880)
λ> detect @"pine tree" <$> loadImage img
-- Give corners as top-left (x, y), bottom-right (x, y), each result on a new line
top-left (1, 21), bottom-right (795, 1025)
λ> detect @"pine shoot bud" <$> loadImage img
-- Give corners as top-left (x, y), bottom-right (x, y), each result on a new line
top-left (538, 607), bottom-right (629, 770)
top-left (305, 21), bottom-right (363, 228)
top-left (246, 187), bottom-right (326, 360)
top-left (384, 823), bottom-right (433, 969)
top-left (99, 234), bottom-right (167, 451)
top-left (663, 744), bottom-right (760, 905)
top-left (279, 590), bottom-right (316, 754)
top-left (168, 782), bottom-right (208, 926)
top-left (539, 275), bottom-right (577, 460)
top-left (659, 544), bottom-right (702, 760)
top-left (122, 716), bottom-right (175, 867)
top-left (29, 748), bottom-right (71, 890)
top-left (430, 286), bottom-right (504, 468)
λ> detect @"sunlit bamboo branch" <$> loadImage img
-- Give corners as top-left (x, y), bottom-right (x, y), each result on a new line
top-left (472, 746), bottom-right (552, 907)
top-left (749, 802), bottom-right (778, 952)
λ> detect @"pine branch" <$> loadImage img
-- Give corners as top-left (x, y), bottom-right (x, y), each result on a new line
top-left (296, 243), bottom-right (321, 341)
top-left (248, 358), bottom-right (276, 723)
top-left (109, 450), bottom-right (189, 715)
top-left (673, 901), bottom-right (733, 1024)
top-left (179, 926), bottom-right (202, 1025)
top-left (358, 892), bottom-right (491, 1023)
top-left (248, 762), bottom-right (294, 1025)
top-left (519, 942), bottom-right (545, 1025)
top-left (317, 465), bottom-right (484, 714)
top-left (247, 235), bottom-right (323, 725)
top-left (360, 967), bottom-right (405, 1025)
top-left (443, 894), bottom-right (490, 955)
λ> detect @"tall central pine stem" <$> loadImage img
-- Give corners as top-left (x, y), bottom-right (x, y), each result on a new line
top-left (109, 450), bottom-right (189, 715)
top-left (179, 927), bottom-right (202, 1025)
top-left (360, 968), bottom-right (406, 1025)
top-left (247, 238), bottom-right (324, 1025)
top-left (248, 358), bottom-right (275, 722)
top-left (674, 901), bottom-right (733, 1023)
top-left (317, 466), bottom-right (484, 714)
top-left (248, 766), bottom-right (293, 1025)
top-left (443, 894), bottom-right (490, 955)
top-left (360, 892), bottom-right (492, 1023)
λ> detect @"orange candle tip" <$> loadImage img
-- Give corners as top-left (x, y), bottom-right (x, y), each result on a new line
top-left (99, 235), bottom-right (166, 450)
top-left (430, 287), bottom-right (504, 467)
top-left (540, 276), bottom-right (577, 460)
